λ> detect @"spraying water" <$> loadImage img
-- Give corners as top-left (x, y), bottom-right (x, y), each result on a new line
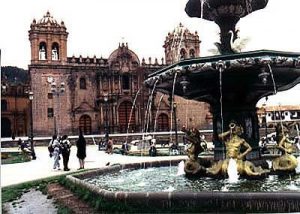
top-left (153, 94), bottom-right (165, 132)
top-left (185, 99), bottom-right (189, 127)
top-left (277, 103), bottom-right (285, 135)
top-left (143, 79), bottom-right (159, 135)
top-left (266, 160), bottom-right (273, 169)
top-left (218, 62), bottom-right (224, 135)
top-left (227, 158), bottom-right (239, 183)
top-left (287, 174), bottom-right (298, 190)
top-left (200, 0), bottom-right (206, 19)
top-left (169, 72), bottom-right (178, 142)
top-left (163, 186), bottom-right (176, 192)
top-left (267, 64), bottom-right (277, 95)
top-left (296, 124), bottom-right (300, 139)
top-left (176, 161), bottom-right (186, 176)
top-left (296, 157), bottom-right (300, 174)
top-left (125, 89), bottom-right (141, 143)
top-left (218, 61), bottom-right (225, 159)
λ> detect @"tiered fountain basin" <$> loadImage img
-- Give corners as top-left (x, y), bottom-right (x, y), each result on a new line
top-left (66, 159), bottom-right (300, 212)
top-left (146, 50), bottom-right (300, 149)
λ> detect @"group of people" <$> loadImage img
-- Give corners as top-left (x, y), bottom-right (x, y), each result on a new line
top-left (17, 138), bottom-right (32, 155)
top-left (48, 131), bottom-right (86, 171)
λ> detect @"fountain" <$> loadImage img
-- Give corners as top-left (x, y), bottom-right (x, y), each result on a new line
top-left (146, 0), bottom-right (300, 176)
top-left (65, 0), bottom-right (300, 212)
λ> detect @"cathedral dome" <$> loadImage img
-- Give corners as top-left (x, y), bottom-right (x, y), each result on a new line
top-left (108, 43), bottom-right (140, 71)
top-left (30, 11), bottom-right (66, 29)
top-left (38, 11), bottom-right (58, 25)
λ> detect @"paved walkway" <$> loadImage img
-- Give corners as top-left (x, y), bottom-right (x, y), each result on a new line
top-left (1, 145), bottom-right (186, 187)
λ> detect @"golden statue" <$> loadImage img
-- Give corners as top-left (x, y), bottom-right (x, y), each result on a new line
top-left (182, 126), bottom-right (206, 175)
top-left (272, 133), bottom-right (298, 172)
top-left (207, 122), bottom-right (269, 177)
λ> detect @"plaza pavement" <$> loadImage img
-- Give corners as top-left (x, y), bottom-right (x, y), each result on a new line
top-left (1, 145), bottom-right (187, 187)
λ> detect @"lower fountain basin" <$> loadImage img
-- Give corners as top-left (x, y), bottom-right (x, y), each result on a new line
top-left (67, 159), bottom-right (300, 212)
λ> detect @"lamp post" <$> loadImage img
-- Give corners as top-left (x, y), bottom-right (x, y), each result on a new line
top-left (13, 78), bottom-right (18, 138)
top-left (50, 81), bottom-right (65, 136)
top-left (29, 91), bottom-right (36, 160)
top-left (104, 95), bottom-right (109, 145)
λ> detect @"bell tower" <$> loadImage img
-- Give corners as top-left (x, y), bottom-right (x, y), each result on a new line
top-left (28, 11), bottom-right (68, 64)
top-left (163, 23), bottom-right (200, 65)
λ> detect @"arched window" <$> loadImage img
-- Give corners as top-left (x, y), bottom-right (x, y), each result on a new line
top-left (52, 43), bottom-right (59, 60)
top-left (1, 117), bottom-right (12, 137)
top-left (79, 115), bottom-right (92, 135)
top-left (80, 77), bottom-right (87, 89)
top-left (180, 48), bottom-right (186, 60)
top-left (157, 114), bottom-right (169, 131)
top-left (122, 75), bottom-right (130, 90)
top-left (118, 101), bottom-right (135, 133)
top-left (39, 42), bottom-right (47, 60)
top-left (1, 100), bottom-right (8, 111)
top-left (189, 49), bottom-right (195, 58)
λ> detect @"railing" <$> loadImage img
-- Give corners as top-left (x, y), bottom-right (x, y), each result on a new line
top-left (1, 130), bottom-right (213, 143)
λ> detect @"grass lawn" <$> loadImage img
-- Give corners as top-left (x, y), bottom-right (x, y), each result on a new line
top-left (1, 152), bottom-right (31, 165)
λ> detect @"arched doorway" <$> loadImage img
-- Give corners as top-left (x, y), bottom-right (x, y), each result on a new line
top-left (79, 115), bottom-right (92, 135)
top-left (118, 101), bottom-right (135, 133)
top-left (157, 113), bottom-right (169, 131)
top-left (1, 117), bottom-right (12, 137)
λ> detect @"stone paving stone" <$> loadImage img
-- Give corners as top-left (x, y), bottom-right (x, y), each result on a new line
top-left (3, 189), bottom-right (58, 214)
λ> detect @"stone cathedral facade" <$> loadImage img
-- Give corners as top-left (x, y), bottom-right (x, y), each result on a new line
top-left (28, 12), bottom-right (211, 137)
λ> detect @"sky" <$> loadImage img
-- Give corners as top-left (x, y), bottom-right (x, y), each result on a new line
top-left (0, 0), bottom-right (299, 106)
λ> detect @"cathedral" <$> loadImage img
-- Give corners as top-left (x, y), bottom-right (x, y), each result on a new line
top-left (27, 12), bottom-right (211, 137)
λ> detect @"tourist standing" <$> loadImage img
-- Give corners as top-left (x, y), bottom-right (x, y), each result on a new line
top-left (51, 135), bottom-right (61, 170)
top-left (61, 135), bottom-right (72, 171)
top-left (149, 143), bottom-right (157, 157)
top-left (106, 138), bottom-right (113, 154)
top-left (170, 142), bottom-right (179, 155)
top-left (48, 135), bottom-right (56, 158)
top-left (121, 141), bottom-right (129, 155)
top-left (76, 131), bottom-right (86, 169)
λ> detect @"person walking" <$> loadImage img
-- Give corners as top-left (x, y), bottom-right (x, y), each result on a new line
top-left (61, 135), bottom-right (72, 171)
top-left (76, 131), bottom-right (86, 170)
top-left (51, 135), bottom-right (61, 170)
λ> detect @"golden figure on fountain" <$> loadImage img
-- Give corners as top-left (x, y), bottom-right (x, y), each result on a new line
top-left (272, 128), bottom-right (298, 172)
top-left (207, 121), bottom-right (269, 177)
top-left (182, 126), bottom-right (207, 175)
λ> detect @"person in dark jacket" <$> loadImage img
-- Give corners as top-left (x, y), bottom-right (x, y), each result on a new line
top-left (121, 141), bottom-right (129, 155)
top-left (76, 131), bottom-right (86, 169)
top-left (61, 135), bottom-right (71, 171)
top-left (149, 142), bottom-right (157, 157)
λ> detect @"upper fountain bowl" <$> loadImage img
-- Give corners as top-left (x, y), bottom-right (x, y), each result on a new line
top-left (185, 0), bottom-right (269, 21)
